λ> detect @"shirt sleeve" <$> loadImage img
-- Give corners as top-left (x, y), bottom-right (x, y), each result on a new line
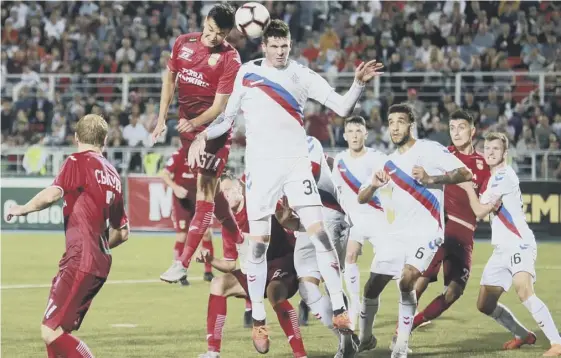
top-left (428, 141), bottom-right (466, 173)
top-left (109, 196), bottom-right (129, 229)
top-left (306, 69), bottom-right (335, 105)
top-left (216, 50), bottom-right (242, 94)
top-left (167, 35), bottom-right (184, 73)
top-left (52, 156), bottom-right (84, 195)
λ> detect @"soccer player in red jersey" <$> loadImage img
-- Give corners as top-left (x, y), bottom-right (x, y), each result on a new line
top-left (7, 114), bottom-right (129, 358)
top-left (199, 175), bottom-right (306, 358)
top-left (153, 4), bottom-right (244, 283)
top-left (161, 148), bottom-right (215, 285)
top-left (410, 109), bottom-right (491, 331)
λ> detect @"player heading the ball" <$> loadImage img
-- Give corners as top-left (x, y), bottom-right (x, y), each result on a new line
top-left (189, 19), bottom-right (383, 355)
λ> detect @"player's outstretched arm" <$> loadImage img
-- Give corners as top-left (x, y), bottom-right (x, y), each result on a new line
top-left (152, 68), bottom-right (178, 142)
top-left (458, 182), bottom-right (500, 219)
top-left (160, 169), bottom-right (188, 199)
top-left (109, 224), bottom-right (130, 249)
top-left (317, 61), bottom-right (384, 117)
top-left (7, 186), bottom-right (62, 219)
top-left (196, 249), bottom-right (236, 273)
top-left (412, 165), bottom-right (473, 185)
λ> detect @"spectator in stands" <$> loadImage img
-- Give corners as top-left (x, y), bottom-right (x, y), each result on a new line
top-left (535, 115), bottom-right (555, 149)
top-left (305, 107), bottom-right (335, 148)
top-left (116, 38), bottom-right (137, 64)
top-left (480, 87), bottom-right (501, 127)
top-left (122, 113), bottom-right (149, 147)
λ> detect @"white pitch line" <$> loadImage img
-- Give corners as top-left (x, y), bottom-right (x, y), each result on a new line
top-left (2, 266), bottom-right (561, 290)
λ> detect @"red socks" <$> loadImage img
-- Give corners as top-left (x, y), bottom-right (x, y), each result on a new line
top-left (214, 191), bottom-right (243, 244)
top-left (207, 294), bottom-right (227, 353)
top-left (49, 333), bottom-right (93, 357)
top-left (173, 241), bottom-right (185, 261)
top-left (202, 239), bottom-right (214, 273)
top-left (274, 300), bottom-right (307, 358)
top-left (180, 201), bottom-right (215, 268)
top-left (413, 294), bottom-right (452, 330)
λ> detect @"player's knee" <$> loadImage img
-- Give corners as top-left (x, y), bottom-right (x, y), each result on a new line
top-left (299, 279), bottom-right (322, 305)
top-left (209, 275), bottom-right (228, 296)
top-left (266, 281), bottom-right (287, 305)
top-left (476, 296), bottom-right (496, 316)
top-left (345, 250), bottom-right (358, 264)
top-left (444, 285), bottom-right (463, 304)
top-left (249, 239), bottom-right (269, 261)
top-left (40, 324), bottom-right (61, 345)
top-left (198, 174), bottom-right (218, 200)
top-left (400, 266), bottom-right (420, 291)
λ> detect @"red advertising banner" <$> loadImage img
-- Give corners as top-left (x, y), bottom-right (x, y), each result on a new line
top-left (127, 176), bottom-right (221, 231)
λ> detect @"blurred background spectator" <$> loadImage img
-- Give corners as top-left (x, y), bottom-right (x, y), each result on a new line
top-left (1, 0), bottom-right (560, 176)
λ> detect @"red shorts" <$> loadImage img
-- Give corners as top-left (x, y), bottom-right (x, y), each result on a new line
top-left (171, 195), bottom-right (196, 233)
top-left (423, 220), bottom-right (474, 289)
top-left (42, 268), bottom-right (106, 332)
top-left (180, 131), bottom-right (231, 178)
top-left (232, 254), bottom-right (299, 300)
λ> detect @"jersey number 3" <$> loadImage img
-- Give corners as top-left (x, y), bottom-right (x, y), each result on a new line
top-left (303, 179), bottom-right (318, 195)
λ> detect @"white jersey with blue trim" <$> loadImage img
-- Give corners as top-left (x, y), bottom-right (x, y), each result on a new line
top-left (385, 139), bottom-right (466, 240)
top-left (226, 59), bottom-right (334, 160)
top-left (480, 166), bottom-right (535, 247)
top-left (332, 148), bottom-right (388, 219)
top-left (307, 136), bottom-right (344, 213)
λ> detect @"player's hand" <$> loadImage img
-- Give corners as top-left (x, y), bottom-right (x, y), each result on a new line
top-left (6, 204), bottom-right (27, 221)
top-left (151, 119), bottom-right (167, 143)
top-left (173, 186), bottom-right (188, 199)
top-left (355, 60), bottom-right (384, 83)
top-left (176, 118), bottom-right (195, 133)
top-left (412, 165), bottom-right (431, 185)
top-left (196, 248), bottom-right (213, 263)
top-left (371, 170), bottom-right (389, 187)
top-left (187, 132), bottom-right (208, 168)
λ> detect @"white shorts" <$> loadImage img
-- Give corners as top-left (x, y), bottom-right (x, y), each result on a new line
top-left (480, 245), bottom-right (537, 292)
top-left (293, 208), bottom-right (349, 280)
top-left (245, 157), bottom-right (321, 221)
top-left (371, 236), bottom-right (442, 278)
top-left (348, 212), bottom-right (386, 246)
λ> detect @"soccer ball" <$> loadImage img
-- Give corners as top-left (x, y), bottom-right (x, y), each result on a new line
top-left (235, 2), bottom-right (271, 39)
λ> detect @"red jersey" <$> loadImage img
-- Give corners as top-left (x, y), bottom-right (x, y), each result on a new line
top-left (234, 200), bottom-right (295, 262)
top-left (52, 151), bottom-right (128, 278)
top-left (168, 32), bottom-right (241, 141)
top-left (445, 146), bottom-right (491, 235)
top-left (164, 149), bottom-right (197, 190)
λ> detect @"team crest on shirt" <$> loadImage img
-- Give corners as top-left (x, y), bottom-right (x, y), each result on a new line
top-left (178, 46), bottom-right (194, 61)
top-left (476, 159), bottom-right (484, 170)
top-left (208, 53), bottom-right (221, 66)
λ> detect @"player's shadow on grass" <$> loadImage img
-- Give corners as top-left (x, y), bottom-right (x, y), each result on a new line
top-left (410, 331), bottom-right (511, 357)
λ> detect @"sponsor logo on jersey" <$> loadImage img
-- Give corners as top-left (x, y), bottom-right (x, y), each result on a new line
top-left (476, 159), bottom-right (484, 170)
top-left (178, 68), bottom-right (209, 88)
top-left (208, 53), bottom-right (220, 66)
top-left (178, 46), bottom-right (194, 61)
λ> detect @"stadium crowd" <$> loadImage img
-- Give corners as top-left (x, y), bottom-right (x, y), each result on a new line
top-left (1, 1), bottom-right (561, 178)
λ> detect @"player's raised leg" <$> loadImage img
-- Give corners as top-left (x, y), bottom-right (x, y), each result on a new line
top-left (512, 272), bottom-right (561, 356)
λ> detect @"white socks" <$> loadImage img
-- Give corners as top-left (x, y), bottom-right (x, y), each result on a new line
top-left (246, 240), bottom-right (269, 321)
top-left (359, 296), bottom-right (380, 342)
top-left (523, 295), bottom-right (561, 344)
top-left (309, 231), bottom-right (345, 311)
top-left (395, 291), bottom-right (417, 348)
top-left (490, 303), bottom-right (530, 339)
top-left (344, 263), bottom-right (361, 329)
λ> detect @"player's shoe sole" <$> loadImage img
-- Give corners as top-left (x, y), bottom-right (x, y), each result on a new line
top-left (160, 260), bottom-right (187, 283)
top-left (543, 343), bottom-right (561, 357)
top-left (252, 324), bottom-right (270, 354)
top-left (179, 277), bottom-right (190, 286)
top-left (417, 320), bottom-right (431, 328)
top-left (503, 331), bottom-right (537, 350)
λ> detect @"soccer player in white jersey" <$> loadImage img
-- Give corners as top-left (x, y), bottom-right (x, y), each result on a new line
top-left (331, 116), bottom-right (389, 350)
top-left (295, 135), bottom-right (358, 358)
top-left (460, 132), bottom-right (561, 357)
top-left (362, 104), bottom-right (472, 357)
top-left (187, 19), bottom-right (384, 353)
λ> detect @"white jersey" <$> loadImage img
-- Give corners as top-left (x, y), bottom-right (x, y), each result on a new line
top-left (480, 166), bottom-right (536, 247)
top-left (332, 148), bottom-right (388, 219)
top-left (307, 136), bottom-right (344, 214)
top-left (385, 139), bottom-right (466, 240)
top-left (223, 59), bottom-right (335, 160)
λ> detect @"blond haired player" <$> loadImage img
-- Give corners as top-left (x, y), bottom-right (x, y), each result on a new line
top-left (460, 132), bottom-right (561, 357)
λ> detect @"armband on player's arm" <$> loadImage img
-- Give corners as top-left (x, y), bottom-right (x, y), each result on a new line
top-left (323, 80), bottom-right (366, 117)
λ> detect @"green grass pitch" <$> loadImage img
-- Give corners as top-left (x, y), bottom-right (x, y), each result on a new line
top-left (1, 232), bottom-right (560, 357)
